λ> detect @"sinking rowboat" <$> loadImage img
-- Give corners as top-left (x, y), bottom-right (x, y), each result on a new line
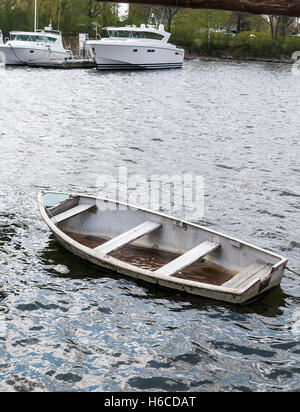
top-left (38, 192), bottom-right (288, 305)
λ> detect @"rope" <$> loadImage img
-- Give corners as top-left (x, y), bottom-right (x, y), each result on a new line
top-left (286, 266), bottom-right (300, 276)
top-left (5, 182), bottom-right (57, 221)
top-left (10, 183), bottom-right (39, 204)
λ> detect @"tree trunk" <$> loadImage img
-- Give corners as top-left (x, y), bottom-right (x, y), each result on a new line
top-left (269, 15), bottom-right (275, 51)
top-left (237, 14), bottom-right (242, 34)
top-left (96, 0), bottom-right (300, 18)
top-left (207, 14), bottom-right (211, 49)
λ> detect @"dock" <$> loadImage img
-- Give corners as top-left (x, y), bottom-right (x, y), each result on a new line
top-left (28, 58), bottom-right (96, 69)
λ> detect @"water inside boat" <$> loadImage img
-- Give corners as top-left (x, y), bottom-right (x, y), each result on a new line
top-left (64, 231), bottom-right (237, 286)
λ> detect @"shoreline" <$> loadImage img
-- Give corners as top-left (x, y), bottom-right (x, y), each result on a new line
top-left (184, 53), bottom-right (294, 64)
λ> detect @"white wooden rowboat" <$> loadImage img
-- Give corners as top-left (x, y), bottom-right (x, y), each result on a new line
top-left (38, 192), bottom-right (288, 304)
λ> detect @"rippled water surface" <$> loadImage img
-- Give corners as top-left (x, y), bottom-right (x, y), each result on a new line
top-left (0, 61), bottom-right (299, 392)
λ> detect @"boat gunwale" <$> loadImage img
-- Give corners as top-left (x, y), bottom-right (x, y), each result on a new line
top-left (87, 40), bottom-right (184, 52)
top-left (39, 191), bottom-right (288, 262)
top-left (37, 191), bottom-right (288, 297)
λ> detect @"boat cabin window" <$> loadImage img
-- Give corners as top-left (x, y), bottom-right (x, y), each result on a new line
top-left (11, 34), bottom-right (57, 43)
top-left (47, 37), bottom-right (57, 43)
top-left (31, 35), bottom-right (46, 42)
top-left (11, 34), bottom-right (32, 41)
top-left (134, 32), bottom-right (164, 40)
top-left (107, 30), bottom-right (132, 38)
top-left (107, 30), bottom-right (164, 40)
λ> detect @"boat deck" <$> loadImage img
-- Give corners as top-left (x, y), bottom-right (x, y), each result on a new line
top-left (64, 231), bottom-right (237, 286)
top-left (28, 59), bottom-right (96, 69)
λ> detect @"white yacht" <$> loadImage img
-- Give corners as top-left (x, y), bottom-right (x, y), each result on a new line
top-left (87, 23), bottom-right (184, 70)
top-left (0, 25), bottom-right (70, 65)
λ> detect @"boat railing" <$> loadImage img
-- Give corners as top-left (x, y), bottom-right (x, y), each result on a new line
top-left (36, 28), bottom-right (62, 36)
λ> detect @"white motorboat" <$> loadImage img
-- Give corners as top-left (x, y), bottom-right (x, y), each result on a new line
top-left (87, 23), bottom-right (184, 70)
top-left (0, 0), bottom-right (69, 65)
top-left (38, 192), bottom-right (288, 305)
top-left (0, 26), bottom-right (70, 65)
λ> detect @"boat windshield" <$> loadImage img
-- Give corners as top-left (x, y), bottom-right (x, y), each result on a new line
top-left (11, 34), bottom-right (57, 43)
top-left (107, 30), bottom-right (164, 40)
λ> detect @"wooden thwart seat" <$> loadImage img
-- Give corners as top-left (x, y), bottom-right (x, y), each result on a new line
top-left (222, 260), bottom-right (273, 291)
top-left (52, 204), bottom-right (94, 224)
top-left (95, 221), bottom-right (162, 255)
top-left (155, 240), bottom-right (220, 277)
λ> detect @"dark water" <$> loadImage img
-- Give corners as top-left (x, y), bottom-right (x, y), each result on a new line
top-left (0, 61), bottom-right (299, 392)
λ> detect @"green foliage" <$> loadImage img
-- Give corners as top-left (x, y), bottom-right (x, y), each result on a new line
top-left (126, 4), bottom-right (153, 26)
top-left (169, 24), bottom-right (195, 49)
top-left (234, 32), bottom-right (274, 57)
top-left (190, 31), bottom-right (300, 58)
top-left (170, 9), bottom-right (298, 58)
top-left (0, 0), bottom-right (120, 37)
top-left (197, 32), bottom-right (235, 52)
top-left (233, 32), bottom-right (300, 57)
top-left (279, 36), bottom-right (300, 56)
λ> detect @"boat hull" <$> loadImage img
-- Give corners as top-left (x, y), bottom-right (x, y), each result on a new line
top-left (0, 45), bottom-right (69, 65)
top-left (38, 192), bottom-right (287, 305)
top-left (88, 42), bottom-right (184, 70)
